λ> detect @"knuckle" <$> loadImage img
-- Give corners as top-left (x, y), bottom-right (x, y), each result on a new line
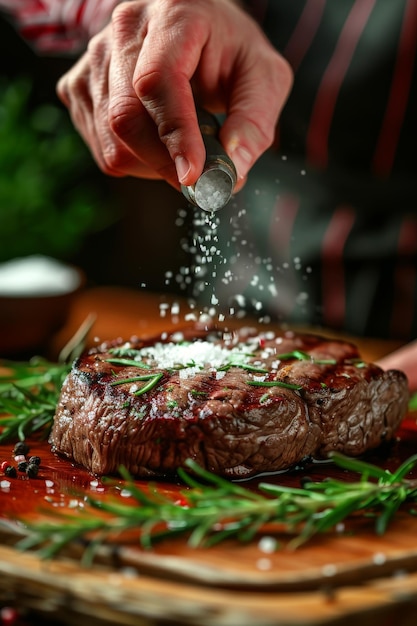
top-left (111, 0), bottom-right (137, 24)
top-left (101, 143), bottom-right (131, 175)
top-left (108, 98), bottom-right (137, 140)
top-left (86, 30), bottom-right (107, 60)
top-left (63, 73), bottom-right (88, 106)
top-left (157, 116), bottom-right (181, 145)
top-left (111, 1), bottom-right (144, 37)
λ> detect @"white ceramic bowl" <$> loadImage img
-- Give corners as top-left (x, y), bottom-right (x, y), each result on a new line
top-left (0, 256), bottom-right (84, 356)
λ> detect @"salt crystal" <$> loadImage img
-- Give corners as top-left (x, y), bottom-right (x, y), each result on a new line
top-left (322, 564), bottom-right (337, 577)
top-left (258, 536), bottom-right (278, 553)
top-left (373, 552), bottom-right (386, 565)
top-left (194, 170), bottom-right (233, 212)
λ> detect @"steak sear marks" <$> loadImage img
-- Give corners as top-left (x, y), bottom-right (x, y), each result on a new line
top-left (49, 328), bottom-right (409, 478)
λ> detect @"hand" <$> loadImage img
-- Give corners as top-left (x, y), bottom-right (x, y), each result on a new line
top-left (377, 342), bottom-right (417, 392)
top-left (56, 0), bottom-right (293, 190)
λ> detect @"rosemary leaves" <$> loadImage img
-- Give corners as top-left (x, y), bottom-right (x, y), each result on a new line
top-left (14, 453), bottom-right (417, 562)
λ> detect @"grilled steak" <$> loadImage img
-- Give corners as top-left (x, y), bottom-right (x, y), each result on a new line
top-left (50, 327), bottom-right (409, 478)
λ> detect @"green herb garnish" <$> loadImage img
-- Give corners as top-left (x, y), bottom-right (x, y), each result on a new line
top-left (105, 358), bottom-right (151, 369)
top-left (247, 380), bottom-right (303, 390)
top-left (13, 453), bottom-right (417, 562)
top-left (276, 350), bottom-right (337, 365)
top-left (110, 373), bottom-right (164, 396)
top-left (0, 359), bottom-right (70, 442)
top-left (219, 362), bottom-right (269, 374)
top-left (0, 315), bottom-right (94, 442)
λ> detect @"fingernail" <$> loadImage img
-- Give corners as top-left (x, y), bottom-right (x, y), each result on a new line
top-left (175, 155), bottom-right (191, 184)
top-left (230, 146), bottom-right (252, 180)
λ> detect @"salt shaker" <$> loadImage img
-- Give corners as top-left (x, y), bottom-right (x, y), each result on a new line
top-left (181, 109), bottom-right (237, 212)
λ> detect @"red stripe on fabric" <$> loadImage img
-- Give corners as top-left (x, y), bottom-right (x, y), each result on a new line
top-left (372, 0), bottom-right (417, 177)
top-left (21, 24), bottom-right (67, 38)
top-left (270, 193), bottom-right (299, 253)
top-left (321, 206), bottom-right (356, 328)
top-left (76, 0), bottom-right (87, 25)
top-left (390, 217), bottom-right (417, 337)
top-left (306, 0), bottom-right (376, 169)
top-left (269, 193), bottom-right (300, 315)
top-left (284, 0), bottom-right (326, 72)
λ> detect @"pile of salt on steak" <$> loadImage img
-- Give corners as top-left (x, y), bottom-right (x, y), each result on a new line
top-left (49, 327), bottom-right (409, 479)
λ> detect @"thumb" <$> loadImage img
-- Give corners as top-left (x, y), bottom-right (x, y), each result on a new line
top-left (221, 59), bottom-right (293, 181)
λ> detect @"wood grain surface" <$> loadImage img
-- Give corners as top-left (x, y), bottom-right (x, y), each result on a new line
top-left (0, 287), bottom-right (415, 626)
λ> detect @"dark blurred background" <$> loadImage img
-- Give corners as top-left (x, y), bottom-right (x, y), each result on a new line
top-left (0, 13), bottom-right (189, 294)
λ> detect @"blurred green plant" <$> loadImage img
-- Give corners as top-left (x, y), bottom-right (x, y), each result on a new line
top-left (0, 76), bottom-right (117, 263)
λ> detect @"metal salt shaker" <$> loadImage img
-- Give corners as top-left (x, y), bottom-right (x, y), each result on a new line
top-left (181, 109), bottom-right (237, 212)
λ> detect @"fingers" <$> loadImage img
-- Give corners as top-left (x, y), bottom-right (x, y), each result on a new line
top-left (377, 340), bottom-right (417, 391)
top-left (130, 1), bottom-right (208, 186)
top-left (57, 34), bottom-right (144, 179)
top-left (56, 0), bottom-right (293, 190)
top-left (107, 2), bottom-right (180, 186)
top-left (220, 36), bottom-right (293, 183)
top-left (130, 0), bottom-right (293, 187)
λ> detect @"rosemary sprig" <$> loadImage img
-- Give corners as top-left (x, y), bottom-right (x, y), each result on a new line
top-left (110, 373), bottom-right (164, 396)
top-left (0, 315), bottom-right (94, 442)
top-left (275, 350), bottom-right (337, 365)
top-left (219, 362), bottom-right (269, 374)
top-left (12, 453), bottom-right (417, 562)
top-left (247, 380), bottom-right (303, 390)
top-left (0, 359), bottom-right (70, 442)
top-left (105, 358), bottom-right (151, 369)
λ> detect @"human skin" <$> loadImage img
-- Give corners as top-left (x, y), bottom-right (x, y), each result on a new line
top-left (377, 345), bottom-right (417, 392)
top-left (56, 0), bottom-right (417, 387)
top-left (56, 0), bottom-right (293, 191)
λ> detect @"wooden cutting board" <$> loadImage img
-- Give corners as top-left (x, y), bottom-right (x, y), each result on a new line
top-left (1, 421), bottom-right (417, 626)
top-left (0, 286), bottom-right (415, 626)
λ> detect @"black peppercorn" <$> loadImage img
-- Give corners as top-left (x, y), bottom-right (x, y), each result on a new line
top-left (26, 463), bottom-right (39, 478)
top-left (28, 456), bottom-right (41, 466)
top-left (13, 441), bottom-right (29, 456)
top-left (5, 465), bottom-right (17, 478)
